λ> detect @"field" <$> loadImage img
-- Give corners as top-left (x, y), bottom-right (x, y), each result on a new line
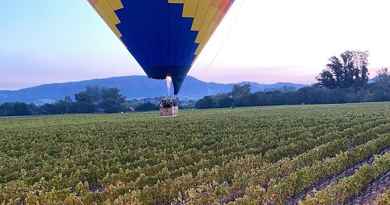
top-left (1, 103), bottom-right (390, 204)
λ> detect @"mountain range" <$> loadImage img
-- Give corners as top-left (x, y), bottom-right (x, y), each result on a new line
top-left (0, 76), bottom-right (305, 104)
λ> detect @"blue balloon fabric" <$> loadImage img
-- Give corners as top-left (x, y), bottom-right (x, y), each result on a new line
top-left (89, 0), bottom-right (235, 94)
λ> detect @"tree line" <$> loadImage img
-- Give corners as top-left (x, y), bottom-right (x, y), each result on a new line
top-left (0, 87), bottom-right (128, 116)
top-left (0, 86), bottom-right (188, 116)
top-left (2, 50), bottom-right (390, 116)
top-left (196, 50), bottom-right (390, 109)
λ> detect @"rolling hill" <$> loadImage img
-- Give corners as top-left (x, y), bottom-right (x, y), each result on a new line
top-left (0, 76), bottom-right (305, 104)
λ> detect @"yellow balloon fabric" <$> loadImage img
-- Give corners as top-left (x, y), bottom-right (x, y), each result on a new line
top-left (89, 0), bottom-right (235, 94)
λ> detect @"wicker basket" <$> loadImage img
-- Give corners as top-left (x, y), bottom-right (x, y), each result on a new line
top-left (160, 106), bottom-right (178, 117)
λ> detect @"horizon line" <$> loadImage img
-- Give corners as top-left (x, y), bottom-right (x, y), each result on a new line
top-left (0, 74), bottom-right (311, 91)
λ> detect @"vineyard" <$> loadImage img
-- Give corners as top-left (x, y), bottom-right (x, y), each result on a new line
top-left (1, 103), bottom-right (390, 204)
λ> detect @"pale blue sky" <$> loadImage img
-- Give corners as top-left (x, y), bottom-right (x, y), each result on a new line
top-left (2, 0), bottom-right (390, 90)
top-left (1, 0), bottom-right (140, 89)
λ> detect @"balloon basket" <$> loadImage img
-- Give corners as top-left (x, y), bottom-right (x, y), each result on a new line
top-left (160, 97), bottom-right (179, 117)
top-left (160, 106), bottom-right (179, 117)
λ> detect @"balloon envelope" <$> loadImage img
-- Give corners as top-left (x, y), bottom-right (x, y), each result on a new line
top-left (89, 0), bottom-right (235, 94)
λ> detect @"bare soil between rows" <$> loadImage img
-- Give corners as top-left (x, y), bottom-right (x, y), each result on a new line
top-left (286, 147), bottom-right (390, 205)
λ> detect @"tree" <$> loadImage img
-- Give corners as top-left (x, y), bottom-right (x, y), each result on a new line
top-left (135, 102), bottom-right (159, 112)
top-left (231, 84), bottom-right (251, 106)
top-left (72, 87), bottom-right (127, 113)
top-left (99, 88), bottom-right (126, 113)
top-left (352, 51), bottom-right (369, 87)
top-left (0, 102), bottom-right (32, 116)
top-left (369, 68), bottom-right (390, 101)
top-left (215, 94), bottom-right (234, 108)
top-left (375, 68), bottom-right (390, 83)
top-left (232, 84), bottom-right (251, 99)
top-left (75, 87), bottom-right (101, 104)
top-left (74, 86), bottom-right (102, 113)
top-left (195, 96), bottom-right (218, 109)
top-left (317, 50), bottom-right (369, 89)
top-left (316, 70), bottom-right (336, 89)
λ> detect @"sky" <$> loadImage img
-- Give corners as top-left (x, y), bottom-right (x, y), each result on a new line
top-left (1, 0), bottom-right (390, 90)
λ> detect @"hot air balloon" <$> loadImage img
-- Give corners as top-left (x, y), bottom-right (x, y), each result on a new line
top-left (88, 0), bottom-right (235, 95)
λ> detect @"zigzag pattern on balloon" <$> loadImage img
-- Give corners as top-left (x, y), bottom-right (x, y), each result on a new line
top-left (88, 0), bottom-right (234, 94)
top-left (168, 0), bottom-right (235, 55)
top-left (89, 0), bottom-right (234, 56)
top-left (88, 0), bottom-right (123, 38)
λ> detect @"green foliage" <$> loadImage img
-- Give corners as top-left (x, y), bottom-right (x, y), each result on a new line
top-left (375, 68), bottom-right (390, 83)
top-left (73, 86), bottom-right (127, 113)
top-left (0, 103), bottom-right (390, 204)
top-left (0, 87), bottom-right (128, 116)
top-left (317, 50), bottom-right (369, 89)
top-left (135, 102), bottom-right (159, 112)
top-left (196, 51), bottom-right (390, 110)
top-left (301, 153), bottom-right (390, 205)
top-left (0, 102), bottom-right (34, 116)
top-left (266, 134), bottom-right (390, 204)
top-left (196, 81), bottom-right (390, 109)
top-left (374, 190), bottom-right (390, 205)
